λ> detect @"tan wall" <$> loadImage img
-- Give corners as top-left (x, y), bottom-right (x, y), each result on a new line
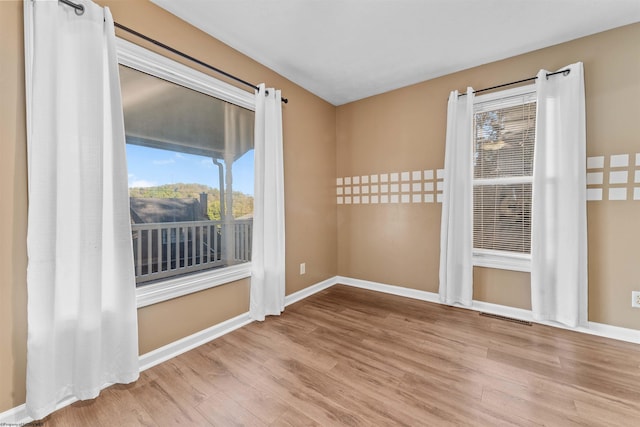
top-left (0, 1), bottom-right (29, 413)
top-left (337, 23), bottom-right (640, 331)
top-left (2, 0), bottom-right (638, 414)
top-left (0, 0), bottom-right (337, 411)
top-left (138, 279), bottom-right (250, 355)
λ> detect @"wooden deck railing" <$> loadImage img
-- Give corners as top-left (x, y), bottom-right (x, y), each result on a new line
top-left (131, 219), bottom-right (252, 284)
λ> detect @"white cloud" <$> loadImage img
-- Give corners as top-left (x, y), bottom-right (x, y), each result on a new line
top-left (129, 179), bottom-right (157, 188)
top-left (152, 158), bottom-right (175, 165)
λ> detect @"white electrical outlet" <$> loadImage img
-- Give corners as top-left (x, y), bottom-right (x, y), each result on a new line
top-left (633, 291), bottom-right (640, 308)
top-left (300, 263), bottom-right (306, 275)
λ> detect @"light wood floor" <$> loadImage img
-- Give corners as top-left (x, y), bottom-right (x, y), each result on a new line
top-left (39, 285), bottom-right (640, 426)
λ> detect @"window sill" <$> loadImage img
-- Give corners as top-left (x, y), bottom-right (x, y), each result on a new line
top-left (473, 250), bottom-right (531, 273)
top-left (136, 263), bottom-right (252, 308)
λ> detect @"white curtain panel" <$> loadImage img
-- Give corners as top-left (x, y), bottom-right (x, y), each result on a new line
top-left (531, 62), bottom-right (588, 328)
top-left (24, 0), bottom-right (139, 419)
top-left (250, 84), bottom-right (286, 321)
top-left (439, 88), bottom-right (475, 306)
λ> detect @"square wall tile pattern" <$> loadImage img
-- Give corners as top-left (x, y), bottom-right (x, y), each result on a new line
top-left (338, 153), bottom-right (640, 205)
top-left (337, 169), bottom-right (443, 205)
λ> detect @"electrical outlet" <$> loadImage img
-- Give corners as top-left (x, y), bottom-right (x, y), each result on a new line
top-left (632, 291), bottom-right (640, 308)
top-left (300, 263), bottom-right (306, 275)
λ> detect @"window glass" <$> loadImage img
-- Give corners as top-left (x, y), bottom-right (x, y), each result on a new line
top-left (472, 91), bottom-right (535, 261)
top-left (120, 65), bottom-right (254, 285)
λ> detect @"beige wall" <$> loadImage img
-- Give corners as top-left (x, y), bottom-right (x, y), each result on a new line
top-left (0, 0), bottom-right (337, 411)
top-left (0, 1), bottom-right (29, 413)
top-left (337, 23), bottom-right (640, 331)
top-left (2, 0), bottom-right (638, 414)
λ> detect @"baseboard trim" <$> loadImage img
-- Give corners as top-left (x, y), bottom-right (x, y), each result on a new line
top-left (285, 276), bottom-right (338, 307)
top-left (336, 276), bottom-right (441, 304)
top-left (337, 276), bottom-right (639, 345)
top-left (0, 403), bottom-right (28, 425)
top-left (3, 275), bottom-right (638, 424)
top-left (586, 321), bottom-right (640, 344)
top-left (0, 312), bottom-right (255, 425)
top-left (138, 311), bottom-right (253, 371)
top-left (0, 276), bottom-right (336, 425)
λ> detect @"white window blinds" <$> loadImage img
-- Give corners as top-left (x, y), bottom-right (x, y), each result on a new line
top-left (472, 90), bottom-right (536, 257)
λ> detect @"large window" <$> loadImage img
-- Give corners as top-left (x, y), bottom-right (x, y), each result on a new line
top-left (472, 86), bottom-right (536, 271)
top-left (117, 38), bottom-right (256, 306)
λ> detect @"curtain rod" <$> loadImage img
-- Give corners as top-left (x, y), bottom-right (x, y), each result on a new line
top-left (57, 0), bottom-right (289, 104)
top-left (457, 69), bottom-right (571, 97)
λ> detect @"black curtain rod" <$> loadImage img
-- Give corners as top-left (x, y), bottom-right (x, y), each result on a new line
top-left (59, 0), bottom-right (85, 14)
top-left (458, 69), bottom-right (571, 97)
top-left (57, 0), bottom-right (289, 104)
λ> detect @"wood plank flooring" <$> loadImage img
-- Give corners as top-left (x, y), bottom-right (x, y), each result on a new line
top-left (38, 285), bottom-right (640, 426)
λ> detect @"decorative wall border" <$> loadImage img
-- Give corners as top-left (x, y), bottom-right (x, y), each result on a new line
top-left (337, 169), bottom-right (444, 205)
top-left (337, 152), bottom-right (640, 205)
top-left (587, 153), bottom-right (640, 201)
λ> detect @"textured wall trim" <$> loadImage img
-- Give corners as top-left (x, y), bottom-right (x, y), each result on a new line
top-left (338, 152), bottom-right (640, 204)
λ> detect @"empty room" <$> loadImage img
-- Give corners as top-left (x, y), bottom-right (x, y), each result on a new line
top-left (2, 0), bottom-right (640, 425)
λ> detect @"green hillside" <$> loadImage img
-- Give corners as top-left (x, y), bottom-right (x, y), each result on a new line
top-left (129, 183), bottom-right (253, 220)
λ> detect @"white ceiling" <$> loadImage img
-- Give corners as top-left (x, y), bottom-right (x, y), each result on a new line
top-left (151, 0), bottom-right (640, 106)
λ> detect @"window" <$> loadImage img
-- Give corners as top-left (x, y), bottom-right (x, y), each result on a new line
top-left (117, 38), bottom-right (256, 307)
top-left (472, 85), bottom-right (536, 272)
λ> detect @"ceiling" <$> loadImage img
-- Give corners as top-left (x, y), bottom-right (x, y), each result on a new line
top-left (119, 65), bottom-right (254, 161)
top-left (151, 0), bottom-right (640, 106)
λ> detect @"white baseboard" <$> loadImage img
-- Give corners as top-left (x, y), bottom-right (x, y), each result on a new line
top-left (139, 311), bottom-right (253, 371)
top-left (285, 276), bottom-right (337, 307)
top-left (140, 274), bottom-right (342, 373)
top-left (3, 274), bottom-right (637, 424)
top-left (586, 321), bottom-right (639, 343)
top-left (337, 276), bottom-right (639, 345)
top-left (0, 403), bottom-right (29, 425)
top-left (0, 311), bottom-right (254, 425)
top-left (336, 276), bottom-right (441, 303)
top-left (0, 276), bottom-right (336, 425)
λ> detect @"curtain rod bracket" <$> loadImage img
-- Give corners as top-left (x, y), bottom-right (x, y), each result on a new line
top-left (59, 0), bottom-right (84, 15)
top-left (546, 69), bottom-right (571, 80)
top-left (57, 0), bottom-right (288, 103)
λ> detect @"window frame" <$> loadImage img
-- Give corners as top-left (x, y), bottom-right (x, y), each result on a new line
top-left (471, 84), bottom-right (536, 273)
top-left (117, 38), bottom-right (256, 308)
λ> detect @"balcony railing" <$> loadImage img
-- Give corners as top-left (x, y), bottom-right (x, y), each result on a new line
top-left (131, 219), bottom-right (252, 284)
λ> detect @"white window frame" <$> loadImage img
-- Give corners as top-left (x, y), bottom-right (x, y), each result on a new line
top-left (117, 38), bottom-right (256, 307)
top-left (472, 84), bottom-right (536, 273)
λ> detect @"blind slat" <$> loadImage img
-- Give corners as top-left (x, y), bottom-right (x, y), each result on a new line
top-left (472, 91), bottom-right (536, 256)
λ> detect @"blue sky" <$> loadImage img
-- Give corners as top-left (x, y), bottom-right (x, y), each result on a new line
top-left (126, 144), bottom-right (255, 195)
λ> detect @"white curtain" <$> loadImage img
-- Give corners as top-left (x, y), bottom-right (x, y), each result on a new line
top-left (439, 88), bottom-right (474, 306)
top-left (24, 0), bottom-right (139, 419)
top-left (250, 84), bottom-right (286, 321)
top-left (531, 62), bottom-right (588, 328)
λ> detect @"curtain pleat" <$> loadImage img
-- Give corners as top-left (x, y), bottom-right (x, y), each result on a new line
top-left (531, 63), bottom-right (588, 327)
top-left (250, 84), bottom-right (286, 321)
top-left (24, 0), bottom-right (139, 419)
top-left (439, 88), bottom-right (474, 306)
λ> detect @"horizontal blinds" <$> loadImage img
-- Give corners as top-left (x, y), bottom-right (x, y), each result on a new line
top-left (473, 183), bottom-right (532, 254)
top-left (472, 91), bottom-right (535, 255)
top-left (473, 93), bottom-right (536, 180)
